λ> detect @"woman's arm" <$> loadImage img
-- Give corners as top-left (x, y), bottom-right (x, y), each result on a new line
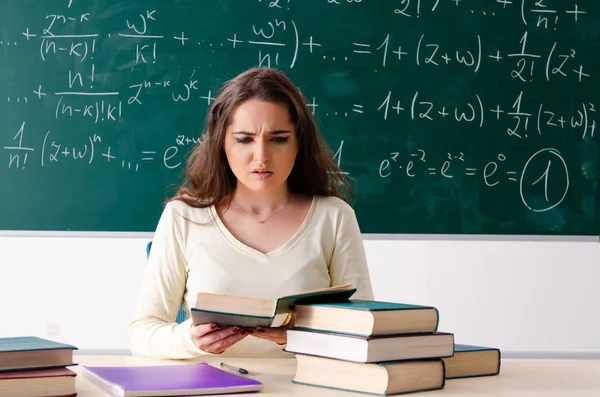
top-left (329, 206), bottom-right (374, 300)
top-left (127, 202), bottom-right (203, 359)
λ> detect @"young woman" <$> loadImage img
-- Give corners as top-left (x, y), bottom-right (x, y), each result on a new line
top-left (128, 67), bottom-right (374, 359)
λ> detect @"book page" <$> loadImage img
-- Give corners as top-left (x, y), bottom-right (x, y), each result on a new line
top-left (195, 293), bottom-right (275, 317)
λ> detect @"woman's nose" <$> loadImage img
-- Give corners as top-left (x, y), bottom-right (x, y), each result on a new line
top-left (253, 140), bottom-right (269, 162)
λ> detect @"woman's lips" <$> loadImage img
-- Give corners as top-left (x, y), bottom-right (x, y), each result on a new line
top-left (251, 171), bottom-right (273, 180)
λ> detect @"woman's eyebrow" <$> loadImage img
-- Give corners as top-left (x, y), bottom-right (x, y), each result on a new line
top-left (231, 130), bottom-right (292, 135)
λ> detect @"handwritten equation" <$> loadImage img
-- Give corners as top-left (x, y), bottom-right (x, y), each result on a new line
top-left (26, 15), bottom-right (594, 78)
top-left (0, 0), bottom-right (597, 218)
top-left (378, 147), bottom-right (569, 212)
top-left (3, 122), bottom-right (185, 172)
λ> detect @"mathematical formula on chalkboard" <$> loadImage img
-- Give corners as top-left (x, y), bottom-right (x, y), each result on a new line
top-left (0, 0), bottom-right (597, 233)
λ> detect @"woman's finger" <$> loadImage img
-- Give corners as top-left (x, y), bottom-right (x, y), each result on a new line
top-left (191, 323), bottom-right (220, 338)
top-left (252, 327), bottom-right (287, 344)
top-left (204, 329), bottom-right (248, 354)
top-left (194, 327), bottom-right (245, 352)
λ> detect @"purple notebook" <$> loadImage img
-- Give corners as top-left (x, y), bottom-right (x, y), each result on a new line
top-left (82, 362), bottom-right (263, 396)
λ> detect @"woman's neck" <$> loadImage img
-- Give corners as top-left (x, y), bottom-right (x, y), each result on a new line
top-left (231, 184), bottom-right (291, 214)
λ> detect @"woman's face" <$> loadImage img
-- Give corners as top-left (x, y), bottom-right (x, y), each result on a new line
top-left (224, 99), bottom-right (298, 194)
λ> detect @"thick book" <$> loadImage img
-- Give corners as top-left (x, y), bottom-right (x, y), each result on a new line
top-left (0, 367), bottom-right (77, 397)
top-left (442, 344), bottom-right (501, 379)
top-left (81, 362), bottom-right (263, 397)
top-left (293, 354), bottom-right (446, 396)
top-left (286, 329), bottom-right (454, 363)
top-left (293, 299), bottom-right (439, 336)
top-left (191, 284), bottom-right (356, 328)
top-left (0, 336), bottom-right (77, 372)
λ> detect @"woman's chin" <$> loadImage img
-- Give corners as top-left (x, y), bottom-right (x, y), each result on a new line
top-left (239, 179), bottom-right (286, 194)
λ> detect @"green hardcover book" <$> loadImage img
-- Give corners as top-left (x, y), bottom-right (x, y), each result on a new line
top-left (442, 344), bottom-right (501, 379)
top-left (292, 354), bottom-right (446, 396)
top-left (191, 284), bottom-right (356, 328)
top-left (293, 299), bottom-right (439, 336)
top-left (0, 336), bottom-right (77, 372)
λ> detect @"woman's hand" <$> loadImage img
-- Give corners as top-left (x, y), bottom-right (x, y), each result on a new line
top-left (249, 327), bottom-right (288, 345)
top-left (190, 323), bottom-right (248, 354)
top-left (248, 307), bottom-right (296, 346)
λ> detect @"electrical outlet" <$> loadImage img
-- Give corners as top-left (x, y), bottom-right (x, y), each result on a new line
top-left (46, 322), bottom-right (60, 336)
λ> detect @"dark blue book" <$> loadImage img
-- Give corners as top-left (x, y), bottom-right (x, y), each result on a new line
top-left (442, 344), bottom-right (501, 379)
top-left (0, 336), bottom-right (77, 372)
top-left (293, 299), bottom-right (439, 336)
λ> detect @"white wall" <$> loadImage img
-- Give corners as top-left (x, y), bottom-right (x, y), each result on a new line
top-left (1, 236), bottom-right (599, 357)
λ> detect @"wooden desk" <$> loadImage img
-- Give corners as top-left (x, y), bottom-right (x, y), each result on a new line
top-left (72, 355), bottom-right (600, 396)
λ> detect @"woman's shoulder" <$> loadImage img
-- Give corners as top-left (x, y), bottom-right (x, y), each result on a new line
top-left (163, 198), bottom-right (216, 225)
top-left (310, 195), bottom-right (361, 236)
top-left (314, 195), bottom-right (356, 217)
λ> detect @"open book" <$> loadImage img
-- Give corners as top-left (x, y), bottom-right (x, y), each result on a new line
top-left (191, 284), bottom-right (356, 328)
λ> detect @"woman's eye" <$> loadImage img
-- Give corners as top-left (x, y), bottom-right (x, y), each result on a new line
top-left (235, 137), bottom-right (252, 144)
top-left (272, 137), bottom-right (289, 144)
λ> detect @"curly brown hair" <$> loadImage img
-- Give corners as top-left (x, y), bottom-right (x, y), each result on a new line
top-left (169, 67), bottom-right (351, 210)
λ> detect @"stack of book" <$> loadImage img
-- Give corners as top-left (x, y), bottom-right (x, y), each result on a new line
top-left (285, 299), bottom-right (501, 395)
top-left (188, 283), bottom-right (501, 393)
top-left (0, 336), bottom-right (78, 397)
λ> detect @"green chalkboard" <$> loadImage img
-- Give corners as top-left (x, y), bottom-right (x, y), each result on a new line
top-left (1, 0), bottom-right (599, 235)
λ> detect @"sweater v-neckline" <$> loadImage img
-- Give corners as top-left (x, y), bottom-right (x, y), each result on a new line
top-left (211, 196), bottom-right (318, 260)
